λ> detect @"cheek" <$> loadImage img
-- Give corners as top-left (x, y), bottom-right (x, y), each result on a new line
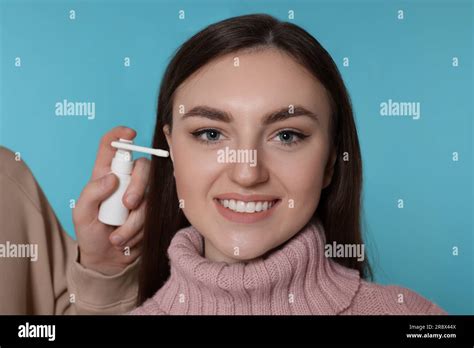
top-left (268, 143), bottom-right (328, 205)
top-left (289, 156), bottom-right (325, 202)
top-left (171, 137), bottom-right (221, 203)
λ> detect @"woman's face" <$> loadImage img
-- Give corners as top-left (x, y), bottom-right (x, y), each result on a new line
top-left (164, 48), bottom-right (336, 263)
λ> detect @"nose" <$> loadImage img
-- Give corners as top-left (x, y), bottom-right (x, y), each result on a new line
top-left (227, 145), bottom-right (269, 188)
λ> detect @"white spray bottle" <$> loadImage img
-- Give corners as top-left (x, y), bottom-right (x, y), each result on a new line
top-left (98, 138), bottom-right (169, 226)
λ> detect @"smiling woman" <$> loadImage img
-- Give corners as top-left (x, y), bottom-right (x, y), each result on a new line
top-left (130, 13), bottom-right (447, 315)
top-left (163, 48), bottom-right (333, 264)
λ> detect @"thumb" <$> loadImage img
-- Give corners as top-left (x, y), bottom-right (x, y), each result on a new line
top-left (74, 173), bottom-right (118, 226)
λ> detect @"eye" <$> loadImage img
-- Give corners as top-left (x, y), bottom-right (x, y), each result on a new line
top-left (273, 129), bottom-right (309, 147)
top-left (191, 128), bottom-right (224, 145)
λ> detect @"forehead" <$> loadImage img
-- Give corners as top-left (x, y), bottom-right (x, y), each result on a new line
top-left (173, 48), bottom-right (331, 119)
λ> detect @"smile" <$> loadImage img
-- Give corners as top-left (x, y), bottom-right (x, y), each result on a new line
top-left (213, 196), bottom-right (281, 224)
top-left (217, 199), bottom-right (278, 213)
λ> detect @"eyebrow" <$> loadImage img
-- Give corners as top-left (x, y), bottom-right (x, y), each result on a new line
top-left (181, 105), bottom-right (319, 125)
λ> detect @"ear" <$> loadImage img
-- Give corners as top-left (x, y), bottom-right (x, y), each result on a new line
top-left (322, 149), bottom-right (337, 189)
top-left (163, 124), bottom-right (174, 163)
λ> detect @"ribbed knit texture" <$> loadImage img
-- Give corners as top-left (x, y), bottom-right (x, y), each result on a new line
top-left (129, 220), bottom-right (447, 315)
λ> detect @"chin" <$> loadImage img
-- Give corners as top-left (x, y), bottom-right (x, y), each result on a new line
top-left (222, 250), bottom-right (267, 263)
top-left (219, 239), bottom-right (276, 262)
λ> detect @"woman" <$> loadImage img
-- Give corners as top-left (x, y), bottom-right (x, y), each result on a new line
top-left (129, 13), bottom-right (446, 315)
top-left (0, 14), bottom-right (446, 315)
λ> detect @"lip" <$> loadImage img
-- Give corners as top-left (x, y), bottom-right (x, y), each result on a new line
top-left (214, 193), bottom-right (280, 202)
top-left (213, 197), bottom-right (281, 224)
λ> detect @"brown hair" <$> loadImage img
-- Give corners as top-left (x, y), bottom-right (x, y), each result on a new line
top-left (138, 13), bottom-right (371, 305)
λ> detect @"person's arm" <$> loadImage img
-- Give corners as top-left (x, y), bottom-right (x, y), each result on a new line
top-left (391, 286), bottom-right (448, 315)
top-left (0, 145), bottom-right (140, 315)
top-left (346, 281), bottom-right (448, 315)
top-left (62, 245), bottom-right (139, 314)
top-left (65, 126), bottom-right (148, 314)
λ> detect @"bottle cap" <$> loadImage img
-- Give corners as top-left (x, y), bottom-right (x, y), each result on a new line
top-left (111, 139), bottom-right (134, 175)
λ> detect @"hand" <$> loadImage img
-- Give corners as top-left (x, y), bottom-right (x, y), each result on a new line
top-left (73, 126), bottom-right (150, 275)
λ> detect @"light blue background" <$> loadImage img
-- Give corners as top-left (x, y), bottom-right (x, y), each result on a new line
top-left (1, 0), bottom-right (472, 314)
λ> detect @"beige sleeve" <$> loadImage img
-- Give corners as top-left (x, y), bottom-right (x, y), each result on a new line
top-left (0, 146), bottom-right (139, 315)
top-left (67, 245), bottom-right (140, 314)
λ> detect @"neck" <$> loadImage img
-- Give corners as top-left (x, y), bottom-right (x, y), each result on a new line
top-left (151, 219), bottom-right (361, 315)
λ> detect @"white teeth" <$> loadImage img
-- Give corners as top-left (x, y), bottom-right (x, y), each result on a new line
top-left (245, 202), bottom-right (255, 213)
top-left (218, 199), bottom-right (277, 213)
top-left (236, 201), bottom-right (246, 212)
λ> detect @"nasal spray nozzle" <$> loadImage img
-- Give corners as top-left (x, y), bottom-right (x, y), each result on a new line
top-left (98, 138), bottom-right (169, 226)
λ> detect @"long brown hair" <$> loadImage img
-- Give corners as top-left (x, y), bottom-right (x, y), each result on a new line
top-left (138, 13), bottom-right (371, 305)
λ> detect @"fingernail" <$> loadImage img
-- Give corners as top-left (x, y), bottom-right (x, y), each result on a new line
top-left (111, 234), bottom-right (123, 246)
top-left (126, 193), bottom-right (139, 207)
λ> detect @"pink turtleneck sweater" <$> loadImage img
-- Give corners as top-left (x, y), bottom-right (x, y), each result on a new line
top-left (129, 220), bottom-right (447, 315)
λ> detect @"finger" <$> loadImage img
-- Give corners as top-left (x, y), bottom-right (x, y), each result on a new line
top-left (118, 231), bottom-right (143, 250)
top-left (122, 157), bottom-right (150, 210)
top-left (109, 199), bottom-right (146, 247)
top-left (74, 173), bottom-right (118, 226)
top-left (119, 241), bottom-right (142, 262)
top-left (91, 126), bottom-right (136, 181)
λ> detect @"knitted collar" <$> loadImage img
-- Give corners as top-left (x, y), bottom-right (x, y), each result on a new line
top-left (152, 219), bottom-right (361, 315)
